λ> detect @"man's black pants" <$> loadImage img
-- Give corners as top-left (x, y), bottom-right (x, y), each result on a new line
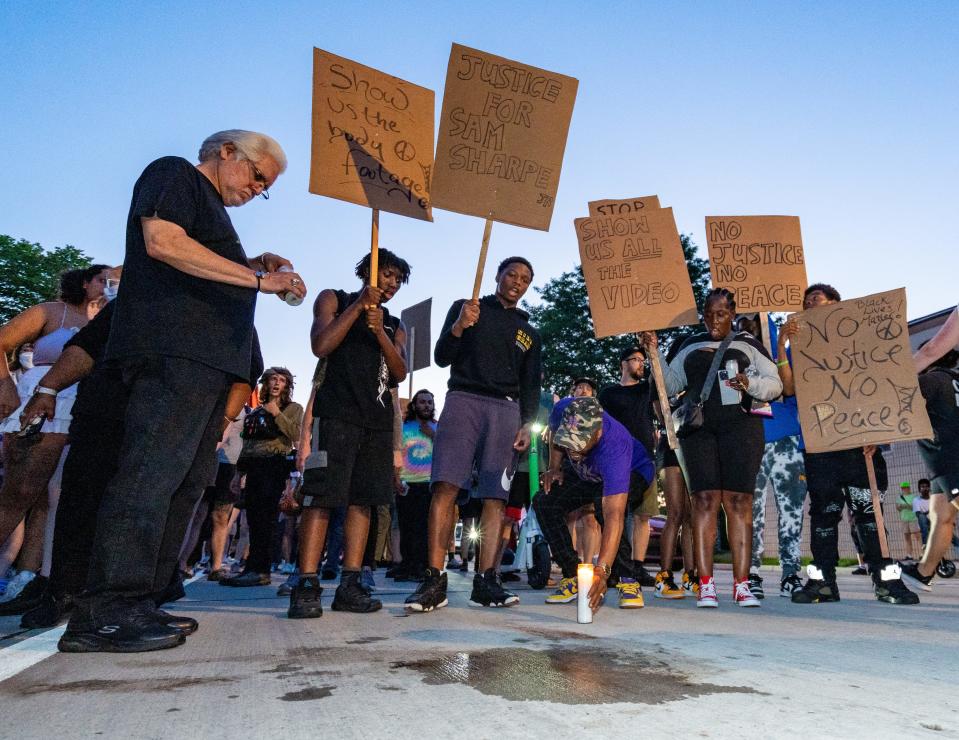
top-left (80, 355), bottom-right (227, 612)
top-left (533, 471), bottom-right (641, 582)
top-left (396, 482), bottom-right (431, 572)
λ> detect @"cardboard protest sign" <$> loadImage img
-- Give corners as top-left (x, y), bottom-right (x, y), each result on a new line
top-left (705, 216), bottom-right (807, 312)
top-left (400, 298), bottom-right (432, 372)
top-left (792, 288), bottom-right (933, 453)
top-left (431, 43), bottom-right (578, 231)
top-left (588, 195), bottom-right (661, 217)
top-left (309, 48), bottom-right (435, 221)
top-left (575, 207), bottom-right (698, 338)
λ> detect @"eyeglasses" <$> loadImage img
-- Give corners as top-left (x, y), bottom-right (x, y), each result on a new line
top-left (237, 153), bottom-right (270, 200)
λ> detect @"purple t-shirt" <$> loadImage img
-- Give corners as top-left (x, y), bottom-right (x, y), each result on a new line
top-left (549, 399), bottom-right (655, 496)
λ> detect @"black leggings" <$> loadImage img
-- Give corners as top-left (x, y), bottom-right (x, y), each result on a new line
top-left (396, 482), bottom-right (431, 571)
top-left (242, 456), bottom-right (291, 574)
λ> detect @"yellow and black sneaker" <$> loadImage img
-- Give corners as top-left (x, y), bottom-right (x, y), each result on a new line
top-left (615, 577), bottom-right (644, 609)
top-left (654, 570), bottom-right (685, 599)
top-left (545, 576), bottom-right (578, 604)
top-left (682, 570), bottom-right (700, 597)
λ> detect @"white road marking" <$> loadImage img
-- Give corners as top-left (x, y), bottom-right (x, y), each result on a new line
top-left (0, 625), bottom-right (66, 683)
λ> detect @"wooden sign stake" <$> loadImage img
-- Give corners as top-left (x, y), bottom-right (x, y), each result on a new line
top-left (370, 208), bottom-right (380, 288)
top-left (646, 332), bottom-right (678, 450)
top-left (471, 217), bottom-right (494, 301)
top-left (407, 326), bottom-right (415, 399)
top-left (865, 453), bottom-right (891, 558)
top-left (758, 311), bottom-right (774, 357)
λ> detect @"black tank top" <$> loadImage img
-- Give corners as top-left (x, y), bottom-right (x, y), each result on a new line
top-left (314, 290), bottom-right (399, 430)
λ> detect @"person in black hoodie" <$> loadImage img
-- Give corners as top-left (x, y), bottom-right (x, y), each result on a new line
top-left (406, 257), bottom-right (542, 613)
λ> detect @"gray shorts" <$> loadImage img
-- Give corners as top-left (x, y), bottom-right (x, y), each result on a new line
top-left (431, 391), bottom-right (521, 501)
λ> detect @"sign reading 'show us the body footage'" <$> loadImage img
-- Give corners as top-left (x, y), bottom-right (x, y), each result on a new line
top-left (310, 47), bottom-right (435, 220)
top-left (431, 44), bottom-right (578, 231)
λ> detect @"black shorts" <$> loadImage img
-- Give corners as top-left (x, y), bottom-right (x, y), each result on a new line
top-left (678, 415), bottom-right (763, 494)
top-left (657, 434), bottom-right (680, 469)
top-left (203, 462), bottom-right (238, 505)
top-left (508, 471), bottom-right (532, 511)
top-left (301, 417), bottom-right (393, 509)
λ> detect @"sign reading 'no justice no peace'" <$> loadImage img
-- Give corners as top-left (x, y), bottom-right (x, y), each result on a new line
top-left (431, 44), bottom-right (578, 231)
top-left (792, 287), bottom-right (933, 453)
top-left (575, 206), bottom-right (699, 338)
top-left (705, 216), bottom-right (808, 312)
top-left (309, 48), bottom-right (435, 221)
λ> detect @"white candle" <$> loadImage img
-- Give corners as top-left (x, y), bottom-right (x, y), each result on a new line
top-left (577, 563), bottom-right (593, 624)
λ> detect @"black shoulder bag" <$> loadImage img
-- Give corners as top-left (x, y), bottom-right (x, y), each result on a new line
top-left (671, 333), bottom-right (736, 439)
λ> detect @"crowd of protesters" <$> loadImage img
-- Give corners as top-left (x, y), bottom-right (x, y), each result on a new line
top-left (1, 128), bottom-right (957, 654)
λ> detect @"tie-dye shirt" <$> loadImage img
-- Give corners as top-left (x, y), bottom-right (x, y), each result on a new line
top-left (402, 420), bottom-right (437, 483)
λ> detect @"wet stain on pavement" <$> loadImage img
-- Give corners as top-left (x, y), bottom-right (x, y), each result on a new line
top-left (516, 626), bottom-right (598, 642)
top-left (166, 708), bottom-right (180, 713)
top-left (345, 636), bottom-right (388, 645)
top-left (392, 647), bottom-right (759, 705)
top-left (10, 676), bottom-right (233, 695)
top-left (261, 663), bottom-right (303, 674)
top-left (377, 685), bottom-right (405, 692)
top-left (278, 685), bottom-right (334, 701)
top-left (512, 638), bottom-right (533, 643)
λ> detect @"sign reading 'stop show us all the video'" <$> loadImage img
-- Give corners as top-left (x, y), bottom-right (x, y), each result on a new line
top-left (431, 44), bottom-right (578, 231)
top-left (309, 47), bottom-right (435, 221)
top-left (576, 207), bottom-right (698, 338)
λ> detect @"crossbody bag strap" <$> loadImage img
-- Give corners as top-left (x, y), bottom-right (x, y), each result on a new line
top-left (698, 333), bottom-right (737, 404)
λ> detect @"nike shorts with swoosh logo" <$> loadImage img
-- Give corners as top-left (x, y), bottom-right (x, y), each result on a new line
top-left (431, 391), bottom-right (521, 502)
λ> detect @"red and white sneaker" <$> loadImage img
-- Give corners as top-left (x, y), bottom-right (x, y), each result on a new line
top-left (696, 578), bottom-right (718, 608)
top-left (734, 579), bottom-right (762, 607)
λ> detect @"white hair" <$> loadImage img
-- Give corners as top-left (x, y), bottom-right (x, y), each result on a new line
top-left (198, 129), bottom-right (287, 173)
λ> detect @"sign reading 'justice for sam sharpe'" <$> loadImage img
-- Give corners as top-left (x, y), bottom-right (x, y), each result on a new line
top-left (431, 44), bottom-right (578, 231)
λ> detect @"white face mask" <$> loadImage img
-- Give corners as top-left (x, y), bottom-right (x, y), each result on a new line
top-left (103, 280), bottom-right (120, 302)
top-left (19, 351), bottom-right (34, 370)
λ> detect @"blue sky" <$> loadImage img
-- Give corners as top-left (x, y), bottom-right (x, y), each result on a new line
top-left (1, 1), bottom-right (956, 404)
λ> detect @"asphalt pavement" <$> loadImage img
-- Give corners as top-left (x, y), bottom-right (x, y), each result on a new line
top-left (0, 566), bottom-right (956, 740)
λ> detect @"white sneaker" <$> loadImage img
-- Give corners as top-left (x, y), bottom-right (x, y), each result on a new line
top-left (734, 580), bottom-right (762, 607)
top-left (697, 579), bottom-right (719, 608)
top-left (0, 570), bottom-right (35, 603)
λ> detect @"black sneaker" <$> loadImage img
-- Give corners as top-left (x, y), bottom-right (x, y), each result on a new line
top-left (791, 565), bottom-right (840, 604)
top-left (288, 575), bottom-right (323, 619)
top-left (219, 570), bottom-right (270, 587)
top-left (851, 564), bottom-right (868, 576)
top-left (20, 589), bottom-right (74, 629)
top-left (899, 561), bottom-right (933, 592)
top-left (748, 572), bottom-right (766, 600)
top-left (0, 575), bottom-right (48, 615)
top-left (469, 568), bottom-right (519, 608)
top-left (405, 568), bottom-right (448, 613)
top-left (155, 609), bottom-right (199, 635)
top-left (873, 563), bottom-right (920, 604)
top-left (779, 573), bottom-right (803, 597)
top-left (331, 571), bottom-right (382, 613)
top-left (634, 563), bottom-right (656, 588)
top-left (58, 602), bottom-right (185, 653)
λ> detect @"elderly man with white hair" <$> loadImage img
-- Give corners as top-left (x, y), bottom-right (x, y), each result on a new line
top-left (59, 130), bottom-right (307, 653)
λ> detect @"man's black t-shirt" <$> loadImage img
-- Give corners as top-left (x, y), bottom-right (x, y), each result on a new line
top-left (314, 290), bottom-right (400, 431)
top-left (598, 382), bottom-right (655, 456)
top-left (918, 369), bottom-right (959, 479)
top-left (68, 300), bottom-right (264, 423)
top-left (105, 156), bottom-right (256, 380)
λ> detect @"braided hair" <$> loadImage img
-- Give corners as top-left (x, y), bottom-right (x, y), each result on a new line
top-left (703, 287), bottom-right (737, 315)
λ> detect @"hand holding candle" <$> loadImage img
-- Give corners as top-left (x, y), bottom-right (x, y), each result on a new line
top-left (588, 564), bottom-right (608, 613)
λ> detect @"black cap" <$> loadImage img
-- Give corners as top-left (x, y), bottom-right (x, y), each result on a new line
top-left (571, 377), bottom-right (598, 392)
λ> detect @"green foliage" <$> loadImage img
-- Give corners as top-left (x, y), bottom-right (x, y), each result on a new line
top-left (525, 234), bottom-right (712, 395)
top-left (0, 235), bottom-right (93, 324)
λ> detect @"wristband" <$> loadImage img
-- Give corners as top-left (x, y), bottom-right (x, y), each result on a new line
top-left (34, 385), bottom-right (58, 397)
top-left (776, 360), bottom-right (789, 367)
top-left (254, 270), bottom-right (267, 292)
top-left (594, 562), bottom-right (611, 577)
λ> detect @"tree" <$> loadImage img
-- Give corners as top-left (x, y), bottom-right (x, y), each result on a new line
top-left (0, 235), bottom-right (93, 323)
top-left (525, 234), bottom-right (712, 395)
